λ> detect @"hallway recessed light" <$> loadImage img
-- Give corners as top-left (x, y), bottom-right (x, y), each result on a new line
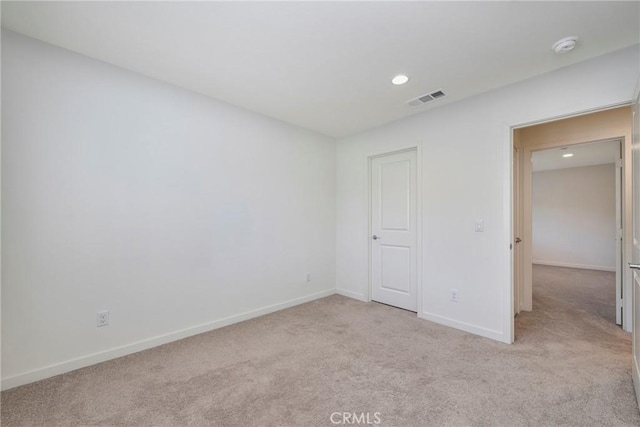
top-left (562, 153), bottom-right (574, 158)
top-left (392, 75), bottom-right (409, 85)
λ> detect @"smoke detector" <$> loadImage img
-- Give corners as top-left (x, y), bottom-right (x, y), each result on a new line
top-left (552, 36), bottom-right (578, 54)
top-left (405, 89), bottom-right (446, 107)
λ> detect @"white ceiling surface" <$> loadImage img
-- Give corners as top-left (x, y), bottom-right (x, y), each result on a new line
top-left (2, 2), bottom-right (639, 138)
top-left (532, 140), bottom-right (621, 172)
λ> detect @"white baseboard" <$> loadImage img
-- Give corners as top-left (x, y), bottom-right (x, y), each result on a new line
top-left (335, 288), bottom-right (368, 302)
top-left (533, 260), bottom-right (615, 272)
top-left (1, 289), bottom-right (334, 391)
top-left (418, 311), bottom-right (509, 344)
top-left (633, 354), bottom-right (640, 410)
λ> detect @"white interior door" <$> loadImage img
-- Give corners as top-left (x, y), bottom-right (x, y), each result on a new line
top-left (513, 146), bottom-right (521, 315)
top-left (616, 141), bottom-right (623, 326)
top-left (631, 78), bottom-right (640, 408)
top-left (371, 149), bottom-right (418, 312)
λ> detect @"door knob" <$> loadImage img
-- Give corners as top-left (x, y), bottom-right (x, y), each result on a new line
top-left (515, 237), bottom-right (522, 243)
top-left (630, 263), bottom-right (640, 270)
top-left (372, 235), bottom-right (382, 240)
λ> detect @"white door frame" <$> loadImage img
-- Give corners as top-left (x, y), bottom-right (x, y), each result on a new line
top-left (513, 146), bottom-right (521, 316)
top-left (504, 124), bottom-right (516, 344)
top-left (630, 75), bottom-right (640, 410)
top-left (366, 146), bottom-right (423, 316)
top-left (506, 103), bottom-right (634, 343)
top-left (615, 142), bottom-right (624, 325)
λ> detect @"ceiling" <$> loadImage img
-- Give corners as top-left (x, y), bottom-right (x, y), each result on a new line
top-left (532, 139), bottom-right (621, 172)
top-left (2, 2), bottom-right (639, 138)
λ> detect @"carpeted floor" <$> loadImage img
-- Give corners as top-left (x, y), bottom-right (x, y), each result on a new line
top-left (2, 265), bottom-right (638, 426)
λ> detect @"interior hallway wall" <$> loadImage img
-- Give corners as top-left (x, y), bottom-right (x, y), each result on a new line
top-left (533, 164), bottom-right (616, 271)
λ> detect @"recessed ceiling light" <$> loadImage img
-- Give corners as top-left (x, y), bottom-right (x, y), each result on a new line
top-left (552, 36), bottom-right (578, 54)
top-left (562, 153), bottom-right (574, 158)
top-left (392, 75), bottom-right (409, 85)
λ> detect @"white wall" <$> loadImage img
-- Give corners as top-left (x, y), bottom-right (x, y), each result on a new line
top-left (1, 31), bottom-right (336, 388)
top-left (533, 164), bottom-right (616, 271)
top-left (336, 45), bottom-right (639, 343)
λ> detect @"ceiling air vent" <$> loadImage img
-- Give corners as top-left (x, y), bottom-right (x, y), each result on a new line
top-left (405, 89), bottom-right (446, 107)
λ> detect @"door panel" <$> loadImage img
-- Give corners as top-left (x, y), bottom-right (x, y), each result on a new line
top-left (631, 78), bottom-right (640, 408)
top-left (616, 143), bottom-right (623, 326)
top-left (513, 146), bottom-right (521, 315)
top-left (380, 246), bottom-right (411, 293)
top-left (381, 162), bottom-right (410, 230)
top-left (371, 150), bottom-right (417, 312)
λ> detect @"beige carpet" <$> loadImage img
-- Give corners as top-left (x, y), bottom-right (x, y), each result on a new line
top-left (2, 265), bottom-right (638, 426)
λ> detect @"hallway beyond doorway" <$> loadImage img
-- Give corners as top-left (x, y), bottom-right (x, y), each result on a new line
top-left (529, 264), bottom-right (616, 324)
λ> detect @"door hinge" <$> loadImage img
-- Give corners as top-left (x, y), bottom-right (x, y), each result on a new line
top-left (615, 159), bottom-right (623, 168)
top-left (617, 228), bottom-right (623, 240)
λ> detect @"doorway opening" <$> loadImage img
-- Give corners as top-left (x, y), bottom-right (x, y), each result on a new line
top-left (512, 106), bottom-right (633, 337)
top-left (530, 139), bottom-right (622, 325)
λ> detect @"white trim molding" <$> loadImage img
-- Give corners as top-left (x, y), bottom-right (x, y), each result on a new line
top-left (419, 311), bottom-right (508, 344)
top-left (335, 288), bottom-right (368, 302)
top-left (1, 289), bottom-right (334, 391)
top-left (533, 260), bottom-right (616, 272)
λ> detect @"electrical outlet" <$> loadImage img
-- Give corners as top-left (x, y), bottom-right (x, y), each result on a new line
top-left (96, 310), bottom-right (109, 327)
top-left (450, 289), bottom-right (459, 302)
top-left (306, 273), bottom-right (311, 283)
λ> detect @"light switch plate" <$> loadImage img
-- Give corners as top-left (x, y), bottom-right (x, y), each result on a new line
top-left (474, 219), bottom-right (484, 232)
